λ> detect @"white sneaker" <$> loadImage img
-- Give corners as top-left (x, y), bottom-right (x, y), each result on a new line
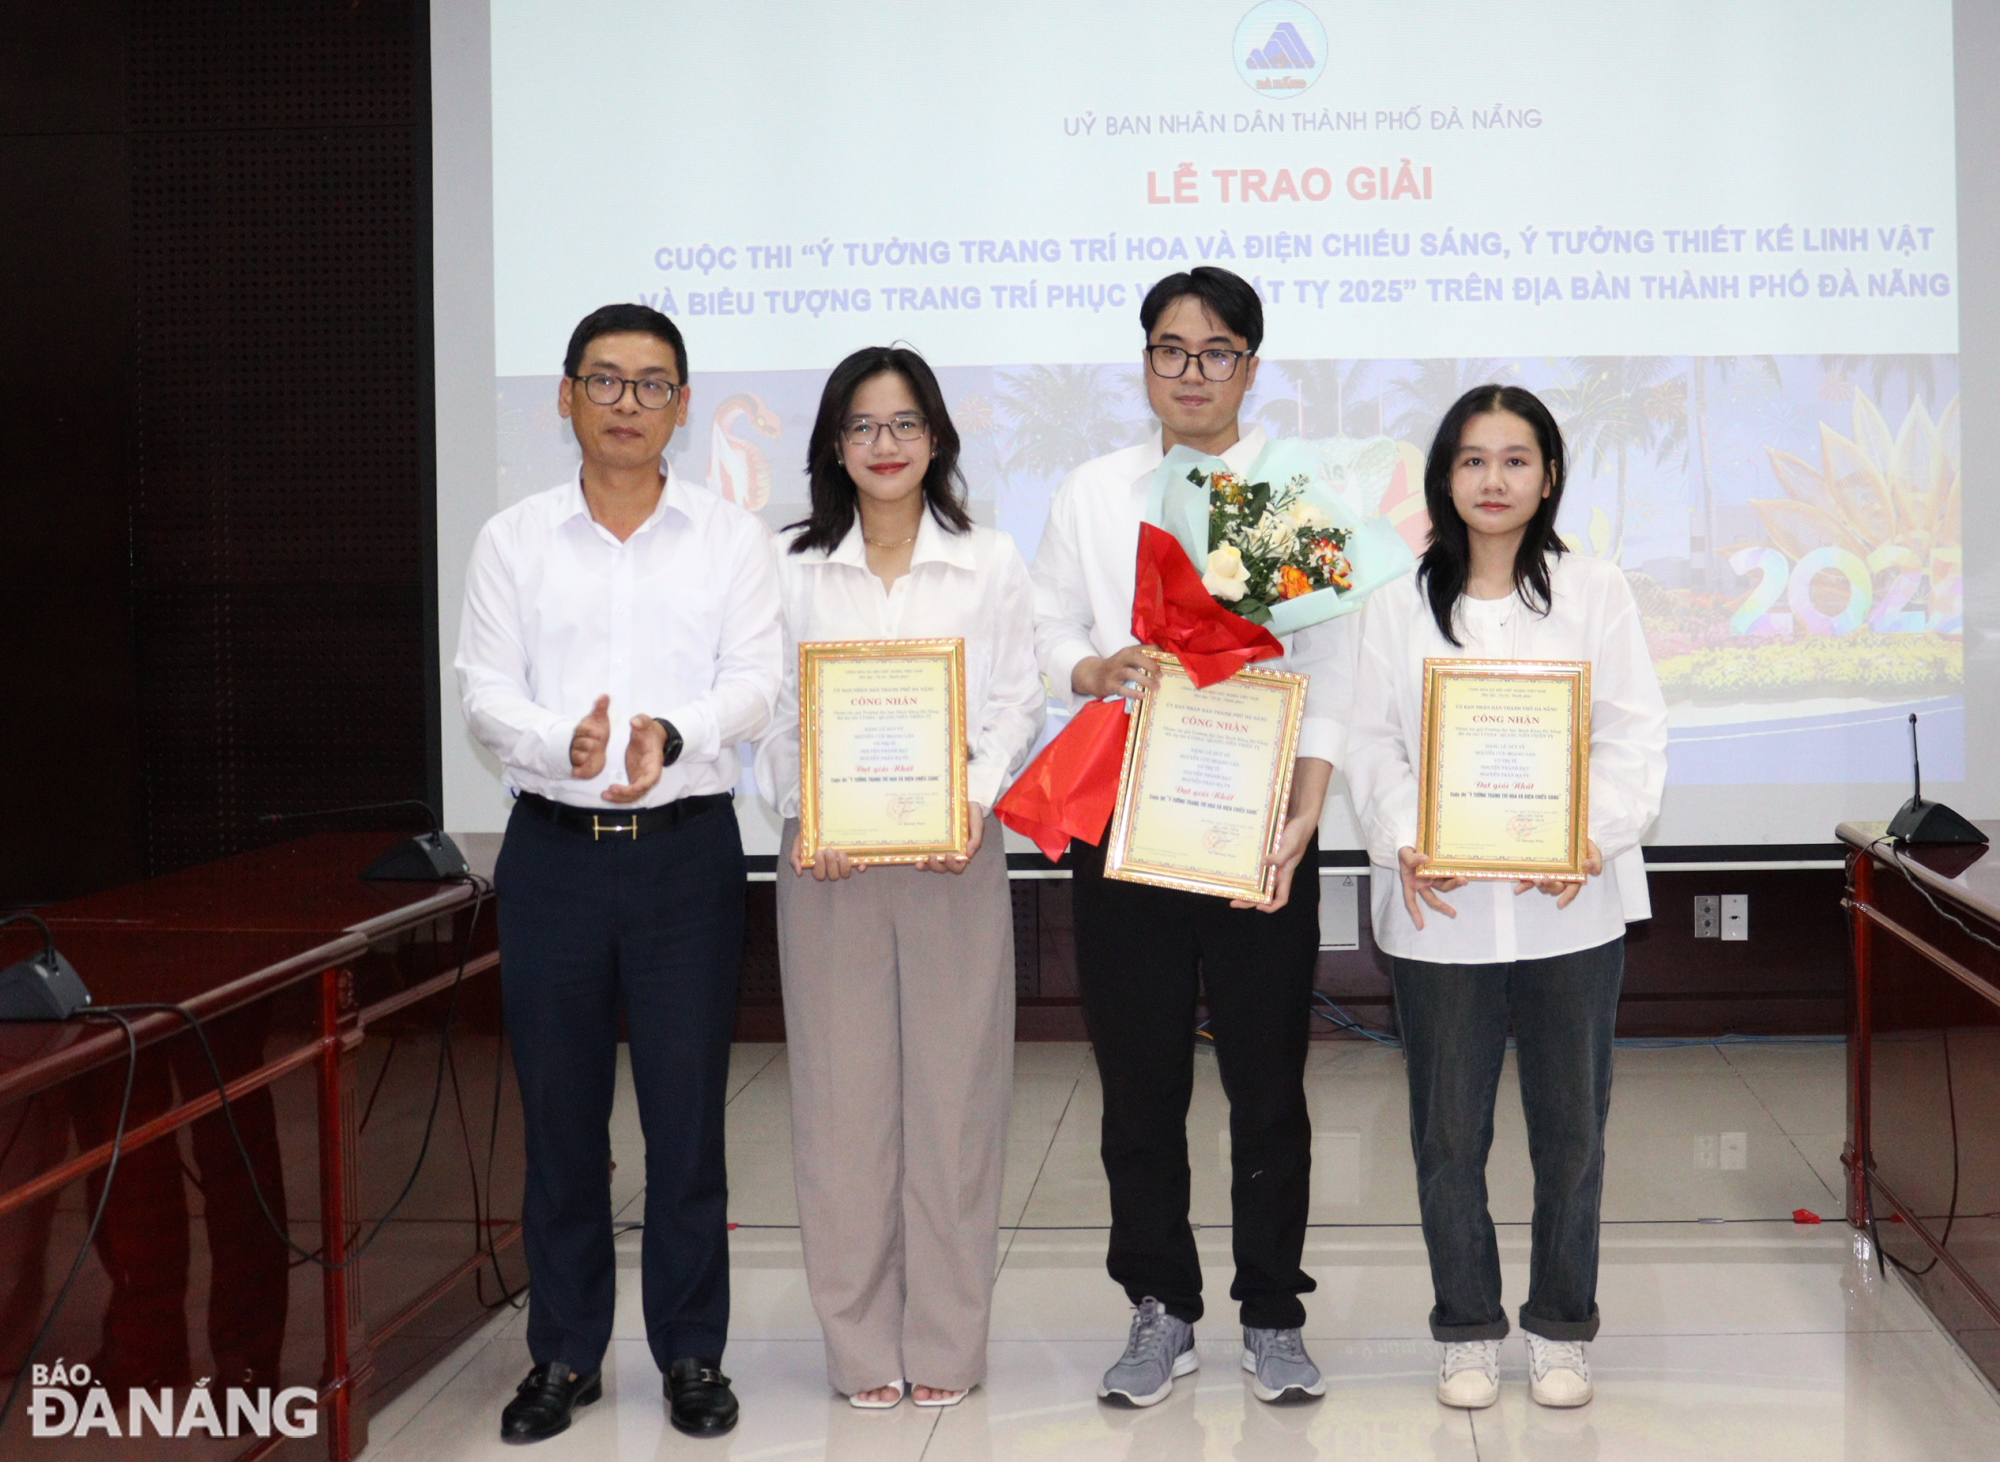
top-left (1525, 1334), bottom-right (1592, 1407)
top-left (1436, 1340), bottom-right (1500, 1408)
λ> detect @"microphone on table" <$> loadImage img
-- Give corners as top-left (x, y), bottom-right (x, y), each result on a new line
top-left (258, 800), bottom-right (472, 882)
top-left (0, 911), bottom-right (91, 1021)
top-left (1886, 713), bottom-right (1987, 847)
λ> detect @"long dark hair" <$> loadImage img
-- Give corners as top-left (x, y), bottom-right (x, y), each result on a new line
top-left (1417, 384), bottom-right (1569, 645)
top-left (788, 346), bottom-right (973, 554)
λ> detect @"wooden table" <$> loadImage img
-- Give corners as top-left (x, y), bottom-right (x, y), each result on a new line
top-left (0, 832), bottom-right (515, 1459)
top-left (1840, 820), bottom-right (2000, 1388)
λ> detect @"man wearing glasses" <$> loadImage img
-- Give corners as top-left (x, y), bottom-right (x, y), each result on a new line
top-left (457, 303), bottom-right (780, 1442)
top-left (1031, 268), bottom-right (1345, 1409)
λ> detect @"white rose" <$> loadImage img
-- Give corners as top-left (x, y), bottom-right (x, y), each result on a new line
top-left (1203, 544), bottom-right (1250, 602)
top-left (1285, 501), bottom-right (1331, 532)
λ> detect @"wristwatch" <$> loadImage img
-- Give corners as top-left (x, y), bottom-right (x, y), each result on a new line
top-left (651, 718), bottom-right (684, 767)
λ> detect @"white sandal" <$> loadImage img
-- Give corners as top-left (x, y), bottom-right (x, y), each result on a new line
top-left (911, 1385), bottom-right (969, 1408)
top-left (848, 1380), bottom-right (905, 1410)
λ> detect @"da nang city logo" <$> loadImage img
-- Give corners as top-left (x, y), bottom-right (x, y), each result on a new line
top-left (1234, 1), bottom-right (1327, 98)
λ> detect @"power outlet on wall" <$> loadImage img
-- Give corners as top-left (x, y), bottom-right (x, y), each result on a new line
top-left (1721, 894), bottom-right (1749, 941)
top-left (1694, 896), bottom-right (1720, 938)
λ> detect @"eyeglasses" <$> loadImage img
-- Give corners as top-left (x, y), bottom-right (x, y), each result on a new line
top-left (1145, 345), bottom-right (1253, 382)
top-left (570, 373), bottom-right (683, 410)
top-left (843, 415), bottom-right (929, 446)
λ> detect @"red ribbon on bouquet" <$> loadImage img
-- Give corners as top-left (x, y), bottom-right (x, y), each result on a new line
top-left (996, 525), bottom-right (1283, 861)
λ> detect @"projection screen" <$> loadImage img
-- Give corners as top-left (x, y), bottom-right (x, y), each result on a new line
top-left (433, 0), bottom-right (1999, 861)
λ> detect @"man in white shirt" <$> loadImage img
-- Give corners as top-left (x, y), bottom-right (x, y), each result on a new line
top-left (457, 304), bottom-right (780, 1443)
top-left (1030, 268), bottom-right (1343, 1408)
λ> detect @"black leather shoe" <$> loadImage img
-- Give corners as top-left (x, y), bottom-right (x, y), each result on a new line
top-left (664, 1357), bottom-right (739, 1436)
top-left (500, 1363), bottom-right (603, 1444)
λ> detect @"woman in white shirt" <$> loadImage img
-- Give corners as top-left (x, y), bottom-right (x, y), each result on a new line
top-left (755, 346), bottom-right (1045, 1411)
top-left (1344, 384), bottom-right (1667, 1414)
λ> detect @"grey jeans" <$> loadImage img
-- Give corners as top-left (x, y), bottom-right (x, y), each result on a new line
top-left (1389, 938), bottom-right (1624, 1342)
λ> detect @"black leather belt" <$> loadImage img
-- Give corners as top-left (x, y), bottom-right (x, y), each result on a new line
top-left (516, 790), bottom-right (730, 840)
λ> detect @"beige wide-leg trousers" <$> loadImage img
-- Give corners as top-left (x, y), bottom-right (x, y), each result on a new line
top-left (775, 815), bottom-right (1015, 1394)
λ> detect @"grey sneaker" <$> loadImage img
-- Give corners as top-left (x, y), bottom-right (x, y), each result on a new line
top-left (1241, 1327), bottom-right (1325, 1403)
top-left (1098, 1297), bottom-right (1198, 1407)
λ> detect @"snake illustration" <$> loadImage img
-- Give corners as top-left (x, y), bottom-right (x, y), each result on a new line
top-left (704, 392), bottom-right (782, 510)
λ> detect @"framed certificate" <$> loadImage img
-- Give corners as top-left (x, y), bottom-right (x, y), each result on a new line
top-left (1417, 658), bottom-right (1592, 882)
top-left (1102, 651), bottom-right (1307, 902)
top-left (797, 638), bottom-right (969, 865)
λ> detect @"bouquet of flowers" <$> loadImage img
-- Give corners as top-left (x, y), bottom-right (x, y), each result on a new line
top-left (997, 438), bottom-right (1417, 863)
top-left (1146, 439), bottom-right (1416, 637)
top-left (1194, 466), bottom-right (1355, 625)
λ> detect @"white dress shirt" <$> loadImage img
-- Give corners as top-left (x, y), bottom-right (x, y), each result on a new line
top-left (755, 512), bottom-right (1046, 817)
top-left (456, 468), bottom-right (782, 808)
top-left (1343, 554), bottom-right (1669, 964)
top-left (1029, 426), bottom-right (1357, 768)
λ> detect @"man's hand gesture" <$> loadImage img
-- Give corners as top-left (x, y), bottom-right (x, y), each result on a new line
top-left (605, 715), bottom-right (666, 804)
top-left (570, 697), bottom-right (665, 803)
top-left (570, 695), bottom-right (612, 780)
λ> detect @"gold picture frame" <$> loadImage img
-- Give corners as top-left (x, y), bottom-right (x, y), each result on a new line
top-left (1416, 658), bottom-right (1592, 882)
top-left (1102, 651), bottom-right (1307, 902)
top-left (797, 638), bottom-right (969, 865)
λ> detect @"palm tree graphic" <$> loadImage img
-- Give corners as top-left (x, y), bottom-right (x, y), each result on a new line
top-left (994, 364), bottom-right (1140, 477)
top-left (1384, 358), bottom-right (1515, 455)
top-left (1688, 356), bottom-right (1783, 586)
top-left (1260, 359), bottom-right (1383, 441)
top-left (1545, 357), bottom-right (1686, 563)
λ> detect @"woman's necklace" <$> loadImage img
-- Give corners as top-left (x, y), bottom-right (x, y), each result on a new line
top-left (863, 531), bottom-right (916, 548)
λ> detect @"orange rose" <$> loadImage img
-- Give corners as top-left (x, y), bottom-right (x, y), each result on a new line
top-left (1309, 537), bottom-right (1354, 591)
top-left (1278, 564), bottom-right (1313, 600)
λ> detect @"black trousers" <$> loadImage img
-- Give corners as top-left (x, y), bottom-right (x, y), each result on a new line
top-left (1070, 834), bottom-right (1320, 1329)
top-left (494, 796), bottom-right (745, 1374)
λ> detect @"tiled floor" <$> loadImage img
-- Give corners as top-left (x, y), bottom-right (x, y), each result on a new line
top-left (356, 1039), bottom-right (2000, 1460)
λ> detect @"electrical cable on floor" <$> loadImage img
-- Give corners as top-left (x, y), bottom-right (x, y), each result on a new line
top-left (475, 1024), bottom-right (529, 1310)
top-left (1312, 991), bottom-right (1403, 1047)
top-left (1872, 1027), bottom-right (1959, 1282)
top-left (1198, 996), bottom-right (1406, 1046)
top-left (0, 1010), bottom-right (138, 1440)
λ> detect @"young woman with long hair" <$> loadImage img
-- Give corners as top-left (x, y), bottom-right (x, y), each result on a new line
top-left (1344, 384), bottom-right (1668, 1412)
top-left (754, 345), bottom-right (1044, 1410)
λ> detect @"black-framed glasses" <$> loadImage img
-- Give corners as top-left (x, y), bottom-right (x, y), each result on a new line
top-left (1145, 345), bottom-right (1252, 382)
top-left (571, 372), bottom-right (683, 410)
top-left (843, 414), bottom-right (929, 445)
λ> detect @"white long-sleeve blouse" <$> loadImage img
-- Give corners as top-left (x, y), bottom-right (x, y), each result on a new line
top-left (1343, 553), bottom-right (1669, 963)
top-left (755, 511), bottom-right (1046, 819)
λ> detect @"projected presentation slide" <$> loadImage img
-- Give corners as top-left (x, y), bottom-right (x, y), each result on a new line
top-left (473, 0), bottom-right (1960, 847)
